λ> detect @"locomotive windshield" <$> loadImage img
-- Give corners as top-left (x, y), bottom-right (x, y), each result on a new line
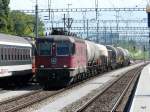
top-left (57, 43), bottom-right (70, 56)
top-left (38, 42), bottom-right (51, 55)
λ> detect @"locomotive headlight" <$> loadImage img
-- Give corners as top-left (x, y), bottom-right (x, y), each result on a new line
top-left (40, 65), bottom-right (44, 68)
top-left (64, 65), bottom-right (67, 68)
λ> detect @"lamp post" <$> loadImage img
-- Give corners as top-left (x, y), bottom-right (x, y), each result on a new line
top-left (35, 0), bottom-right (38, 38)
top-left (48, 0), bottom-right (52, 20)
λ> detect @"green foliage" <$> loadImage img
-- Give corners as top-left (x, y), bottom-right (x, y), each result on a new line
top-left (0, 0), bottom-right (44, 37)
top-left (0, 0), bottom-right (10, 33)
top-left (118, 40), bottom-right (149, 60)
top-left (9, 11), bottom-right (44, 37)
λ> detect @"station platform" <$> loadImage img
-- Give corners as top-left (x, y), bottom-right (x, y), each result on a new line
top-left (130, 63), bottom-right (150, 112)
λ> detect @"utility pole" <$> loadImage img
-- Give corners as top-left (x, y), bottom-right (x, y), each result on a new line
top-left (67, 3), bottom-right (72, 32)
top-left (104, 26), bottom-right (106, 45)
top-left (126, 21), bottom-right (129, 49)
top-left (48, 0), bottom-right (51, 20)
top-left (63, 14), bottom-right (66, 31)
top-left (48, 0), bottom-right (53, 29)
top-left (115, 11), bottom-right (119, 46)
top-left (95, 0), bottom-right (98, 20)
top-left (82, 11), bottom-right (86, 33)
top-left (96, 20), bottom-right (99, 43)
top-left (35, 0), bottom-right (38, 38)
top-left (103, 21), bottom-right (106, 45)
top-left (110, 27), bottom-right (113, 45)
top-left (87, 19), bottom-right (89, 38)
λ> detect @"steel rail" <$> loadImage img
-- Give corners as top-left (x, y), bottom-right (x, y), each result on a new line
top-left (75, 65), bottom-right (145, 112)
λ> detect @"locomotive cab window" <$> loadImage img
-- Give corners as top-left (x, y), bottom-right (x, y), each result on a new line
top-left (39, 42), bottom-right (51, 56)
top-left (56, 43), bottom-right (70, 56)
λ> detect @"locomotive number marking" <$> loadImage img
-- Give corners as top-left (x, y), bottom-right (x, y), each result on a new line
top-left (51, 58), bottom-right (57, 64)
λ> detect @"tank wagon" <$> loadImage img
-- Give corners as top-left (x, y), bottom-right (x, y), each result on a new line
top-left (117, 47), bottom-right (130, 66)
top-left (106, 45), bottom-right (119, 69)
top-left (0, 33), bottom-right (32, 85)
top-left (35, 30), bottom-right (130, 88)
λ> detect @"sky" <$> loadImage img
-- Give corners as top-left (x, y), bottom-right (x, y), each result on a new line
top-left (9, 0), bottom-right (149, 37)
top-left (9, 0), bottom-right (148, 10)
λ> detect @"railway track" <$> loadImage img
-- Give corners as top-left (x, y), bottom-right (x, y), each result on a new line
top-left (0, 69), bottom-right (108, 112)
top-left (75, 64), bottom-right (146, 112)
top-left (0, 88), bottom-right (66, 112)
top-left (0, 63), bottom-right (145, 112)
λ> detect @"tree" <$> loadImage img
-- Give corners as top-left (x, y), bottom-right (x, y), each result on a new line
top-left (0, 1), bottom-right (44, 37)
top-left (9, 11), bottom-right (44, 37)
top-left (0, 0), bottom-right (10, 32)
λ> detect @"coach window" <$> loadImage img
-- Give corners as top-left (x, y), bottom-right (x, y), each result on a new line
top-left (17, 49), bottom-right (19, 60)
top-left (25, 49), bottom-right (27, 60)
top-left (26, 49), bottom-right (29, 60)
top-left (28, 49), bottom-right (31, 60)
top-left (19, 49), bottom-right (21, 60)
top-left (9, 48), bottom-right (11, 60)
top-left (29, 49), bottom-right (31, 60)
top-left (24, 49), bottom-right (26, 60)
top-left (18, 49), bottom-right (21, 60)
top-left (22, 49), bottom-right (24, 60)
top-left (7, 48), bottom-right (9, 60)
top-left (7, 47), bottom-right (10, 60)
top-left (11, 48), bottom-right (14, 60)
top-left (57, 43), bottom-right (70, 56)
top-left (4, 48), bottom-right (6, 60)
top-left (21, 49), bottom-right (23, 60)
top-left (17, 48), bottom-right (18, 60)
top-left (1, 48), bottom-right (3, 60)
top-left (14, 48), bottom-right (17, 60)
top-left (20, 49), bottom-right (22, 60)
top-left (23, 49), bottom-right (25, 60)
top-left (26, 49), bottom-right (28, 60)
top-left (22, 49), bottom-right (23, 60)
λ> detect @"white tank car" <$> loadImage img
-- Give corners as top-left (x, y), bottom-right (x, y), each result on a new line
top-left (117, 47), bottom-right (130, 66)
top-left (96, 44), bottom-right (108, 66)
top-left (124, 49), bottom-right (131, 65)
top-left (117, 47), bottom-right (128, 59)
top-left (96, 44), bottom-right (108, 57)
top-left (85, 40), bottom-right (101, 63)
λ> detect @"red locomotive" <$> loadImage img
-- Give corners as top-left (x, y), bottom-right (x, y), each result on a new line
top-left (35, 33), bottom-right (88, 88)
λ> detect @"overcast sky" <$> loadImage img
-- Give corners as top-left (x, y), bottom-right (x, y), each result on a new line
top-left (10, 0), bottom-right (148, 10)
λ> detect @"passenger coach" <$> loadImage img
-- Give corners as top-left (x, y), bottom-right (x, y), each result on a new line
top-left (0, 33), bottom-right (32, 85)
